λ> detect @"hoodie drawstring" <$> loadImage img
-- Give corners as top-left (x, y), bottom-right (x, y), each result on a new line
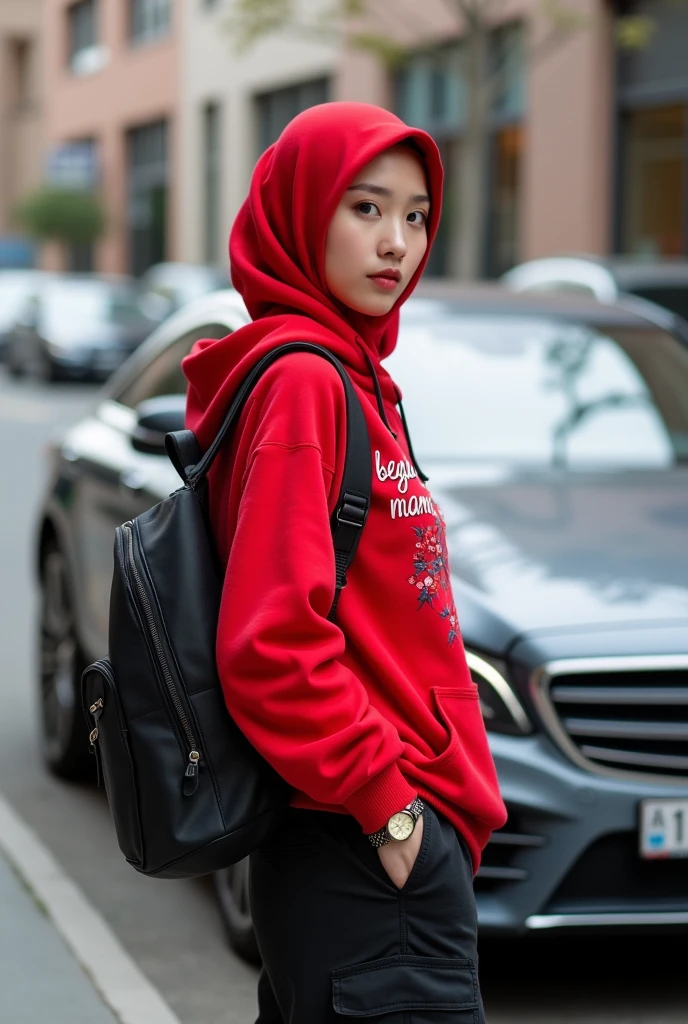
top-left (397, 399), bottom-right (429, 484)
top-left (363, 350), bottom-right (396, 438)
top-left (362, 350), bottom-right (429, 485)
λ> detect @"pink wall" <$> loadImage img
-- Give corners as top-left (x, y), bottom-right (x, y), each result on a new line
top-left (0, 0), bottom-right (44, 236)
top-left (42, 0), bottom-right (180, 273)
top-left (523, 0), bottom-right (615, 259)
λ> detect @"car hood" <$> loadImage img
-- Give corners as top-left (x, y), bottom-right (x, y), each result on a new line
top-left (428, 465), bottom-right (688, 645)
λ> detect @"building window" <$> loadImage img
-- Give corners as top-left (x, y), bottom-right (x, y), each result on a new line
top-left (395, 23), bottom-right (524, 277)
top-left (487, 124), bottom-right (523, 277)
top-left (127, 120), bottom-right (169, 276)
top-left (8, 39), bottom-right (33, 112)
top-left (68, 0), bottom-right (102, 75)
top-left (131, 0), bottom-right (171, 45)
top-left (616, 1), bottom-right (688, 256)
top-left (255, 78), bottom-right (330, 155)
top-left (620, 106), bottom-right (685, 257)
top-left (203, 102), bottom-right (222, 264)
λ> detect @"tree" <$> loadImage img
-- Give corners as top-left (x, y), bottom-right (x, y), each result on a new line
top-left (15, 186), bottom-right (106, 256)
top-left (226, 0), bottom-right (663, 279)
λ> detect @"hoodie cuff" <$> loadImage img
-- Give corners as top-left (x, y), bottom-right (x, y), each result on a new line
top-left (343, 763), bottom-right (418, 835)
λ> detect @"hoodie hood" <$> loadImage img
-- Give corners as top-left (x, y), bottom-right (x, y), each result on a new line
top-left (183, 101), bottom-right (443, 448)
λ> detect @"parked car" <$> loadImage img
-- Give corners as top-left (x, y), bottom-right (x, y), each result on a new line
top-left (502, 254), bottom-right (688, 324)
top-left (138, 262), bottom-right (230, 322)
top-left (0, 269), bottom-right (52, 361)
top-left (35, 285), bottom-right (688, 962)
top-left (4, 274), bottom-right (156, 382)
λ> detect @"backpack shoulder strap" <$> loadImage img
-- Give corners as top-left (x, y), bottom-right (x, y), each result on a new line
top-left (165, 342), bottom-right (372, 621)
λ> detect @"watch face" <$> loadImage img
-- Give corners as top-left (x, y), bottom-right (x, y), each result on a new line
top-left (388, 811), bottom-right (414, 841)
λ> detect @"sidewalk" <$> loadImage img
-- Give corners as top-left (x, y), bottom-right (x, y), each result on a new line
top-left (0, 850), bottom-right (117, 1023)
top-left (0, 791), bottom-right (182, 1024)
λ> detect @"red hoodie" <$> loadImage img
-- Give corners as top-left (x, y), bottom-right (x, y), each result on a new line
top-left (183, 102), bottom-right (506, 870)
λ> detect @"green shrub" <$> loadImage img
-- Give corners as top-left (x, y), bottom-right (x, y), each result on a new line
top-left (15, 187), bottom-right (106, 245)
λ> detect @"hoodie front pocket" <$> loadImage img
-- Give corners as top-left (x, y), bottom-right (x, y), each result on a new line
top-left (331, 954), bottom-right (479, 1021)
top-left (422, 686), bottom-right (481, 768)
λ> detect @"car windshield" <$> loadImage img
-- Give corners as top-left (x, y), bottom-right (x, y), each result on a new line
top-left (388, 303), bottom-right (688, 468)
top-left (630, 285), bottom-right (688, 323)
top-left (43, 280), bottom-right (150, 331)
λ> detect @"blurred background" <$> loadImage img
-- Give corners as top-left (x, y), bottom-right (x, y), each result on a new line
top-left (1, 0), bottom-right (686, 285)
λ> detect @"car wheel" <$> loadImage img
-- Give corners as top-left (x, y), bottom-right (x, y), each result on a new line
top-left (39, 542), bottom-right (93, 781)
top-left (213, 860), bottom-right (261, 965)
top-left (32, 349), bottom-right (57, 384)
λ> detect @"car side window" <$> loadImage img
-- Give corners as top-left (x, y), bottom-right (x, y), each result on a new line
top-left (114, 323), bottom-right (228, 409)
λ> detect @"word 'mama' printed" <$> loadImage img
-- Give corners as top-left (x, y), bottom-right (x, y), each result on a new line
top-left (391, 494), bottom-right (436, 520)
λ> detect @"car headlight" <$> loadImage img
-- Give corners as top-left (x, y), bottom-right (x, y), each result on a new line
top-left (465, 649), bottom-right (532, 735)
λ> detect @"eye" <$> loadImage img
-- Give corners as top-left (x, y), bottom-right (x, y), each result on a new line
top-left (356, 201), bottom-right (380, 217)
top-left (408, 210), bottom-right (428, 226)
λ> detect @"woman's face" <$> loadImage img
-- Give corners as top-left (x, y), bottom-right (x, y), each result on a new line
top-left (324, 145), bottom-right (430, 317)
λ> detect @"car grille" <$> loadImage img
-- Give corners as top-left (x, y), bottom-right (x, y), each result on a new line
top-left (534, 657), bottom-right (688, 780)
top-left (474, 808), bottom-right (546, 892)
top-left (544, 832), bottom-right (688, 913)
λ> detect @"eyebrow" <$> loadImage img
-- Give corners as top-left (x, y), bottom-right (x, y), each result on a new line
top-left (346, 182), bottom-right (431, 204)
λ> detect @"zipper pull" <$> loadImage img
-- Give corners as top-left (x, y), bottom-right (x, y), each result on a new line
top-left (89, 697), bottom-right (104, 741)
top-left (88, 698), bottom-right (104, 788)
top-left (183, 750), bottom-right (200, 796)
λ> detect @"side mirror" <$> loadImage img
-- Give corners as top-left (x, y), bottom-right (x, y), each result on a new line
top-left (131, 394), bottom-right (186, 455)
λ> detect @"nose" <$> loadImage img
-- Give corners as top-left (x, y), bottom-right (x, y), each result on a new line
top-left (378, 216), bottom-right (408, 261)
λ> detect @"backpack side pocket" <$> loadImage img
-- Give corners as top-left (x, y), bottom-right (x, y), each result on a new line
top-left (82, 659), bottom-right (144, 868)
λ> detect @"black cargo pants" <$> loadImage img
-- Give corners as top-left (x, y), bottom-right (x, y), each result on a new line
top-left (250, 802), bottom-right (485, 1023)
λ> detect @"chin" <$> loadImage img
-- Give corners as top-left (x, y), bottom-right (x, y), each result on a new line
top-left (349, 294), bottom-right (396, 317)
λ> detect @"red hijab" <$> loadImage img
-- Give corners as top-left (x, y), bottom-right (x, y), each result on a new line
top-left (184, 101), bottom-right (443, 447)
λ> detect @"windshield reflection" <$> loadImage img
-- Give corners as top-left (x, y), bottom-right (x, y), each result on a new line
top-left (390, 306), bottom-right (688, 468)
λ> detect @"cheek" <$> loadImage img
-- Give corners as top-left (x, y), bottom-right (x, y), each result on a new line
top-left (325, 217), bottom-right (365, 287)
top-left (408, 232), bottom-right (428, 275)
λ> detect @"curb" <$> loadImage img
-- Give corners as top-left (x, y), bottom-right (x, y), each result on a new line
top-left (0, 791), bottom-right (183, 1024)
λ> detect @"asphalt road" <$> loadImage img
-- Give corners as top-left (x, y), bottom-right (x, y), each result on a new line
top-left (0, 367), bottom-right (686, 1024)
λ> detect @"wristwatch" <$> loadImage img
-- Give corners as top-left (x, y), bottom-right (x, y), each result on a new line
top-left (366, 797), bottom-right (425, 848)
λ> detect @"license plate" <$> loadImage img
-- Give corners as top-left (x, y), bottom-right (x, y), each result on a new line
top-left (640, 799), bottom-right (688, 858)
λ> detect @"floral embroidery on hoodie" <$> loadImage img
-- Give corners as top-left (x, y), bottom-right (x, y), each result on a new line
top-left (407, 511), bottom-right (459, 644)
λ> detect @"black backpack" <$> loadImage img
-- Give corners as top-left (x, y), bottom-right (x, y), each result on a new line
top-left (81, 343), bottom-right (372, 879)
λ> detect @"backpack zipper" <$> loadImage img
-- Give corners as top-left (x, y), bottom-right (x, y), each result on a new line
top-left (122, 523), bottom-right (200, 794)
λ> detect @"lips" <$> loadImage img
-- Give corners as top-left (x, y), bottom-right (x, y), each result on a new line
top-left (368, 270), bottom-right (401, 282)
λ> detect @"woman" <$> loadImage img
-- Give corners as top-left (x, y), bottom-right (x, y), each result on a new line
top-left (183, 102), bottom-right (506, 1023)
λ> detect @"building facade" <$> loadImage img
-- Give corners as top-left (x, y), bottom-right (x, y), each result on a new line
top-left (0, 0), bottom-right (44, 267)
top-left (179, 0), bottom-right (617, 279)
top-left (33, 0), bottom-right (688, 278)
top-left (178, 0), bottom-right (336, 268)
top-left (336, 0), bottom-right (615, 277)
top-left (42, 0), bottom-right (179, 274)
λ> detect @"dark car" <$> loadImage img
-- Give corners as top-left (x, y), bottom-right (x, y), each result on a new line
top-left (5, 274), bottom-right (155, 382)
top-left (0, 269), bottom-right (53, 361)
top-left (35, 285), bottom-right (688, 961)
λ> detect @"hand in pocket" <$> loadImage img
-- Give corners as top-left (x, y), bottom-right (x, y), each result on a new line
top-left (377, 814), bottom-right (424, 889)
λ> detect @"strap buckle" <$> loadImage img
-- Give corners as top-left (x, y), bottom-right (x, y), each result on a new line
top-left (336, 492), bottom-right (369, 529)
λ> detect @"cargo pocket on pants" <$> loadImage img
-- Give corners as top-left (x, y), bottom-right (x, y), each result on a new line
top-left (331, 954), bottom-right (479, 1022)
